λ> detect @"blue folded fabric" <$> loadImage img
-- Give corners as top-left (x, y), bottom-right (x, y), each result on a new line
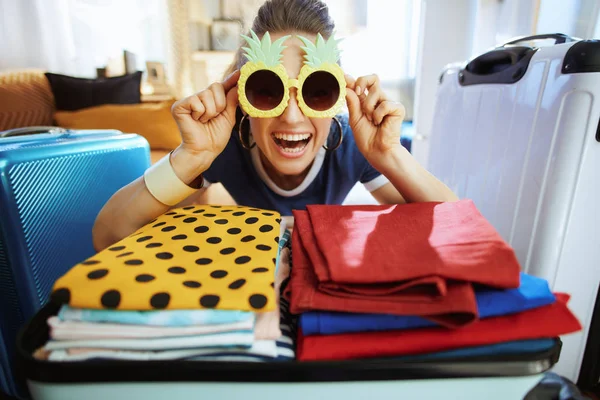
top-left (300, 273), bottom-right (555, 335)
top-left (394, 338), bottom-right (556, 361)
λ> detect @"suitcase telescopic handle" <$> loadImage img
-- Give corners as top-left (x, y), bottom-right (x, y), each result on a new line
top-left (0, 126), bottom-right (68, 138)
top-left (501, 33), bottom-right (576, 47)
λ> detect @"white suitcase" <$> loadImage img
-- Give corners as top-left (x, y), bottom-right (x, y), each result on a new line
top-left (427, 33), bottom-right (600, 383)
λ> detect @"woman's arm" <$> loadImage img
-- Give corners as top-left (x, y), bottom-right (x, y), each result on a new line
top-left (92, 71), bottom-right (240, 252)
top-left (345, 73), bottom-right (458, 204)
top-left (371, 146), bottom-right (458, 204)
top-left (92, 148), bottom-right (211, 252)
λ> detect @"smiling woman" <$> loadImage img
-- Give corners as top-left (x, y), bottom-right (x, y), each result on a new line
top-left (92, 0), bottom-right (458, 252)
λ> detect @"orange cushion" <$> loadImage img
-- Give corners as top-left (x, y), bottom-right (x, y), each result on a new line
top-left (0, 69), bottom-right (55, 131)
top-left (54, 101), bottom-right (181, 150)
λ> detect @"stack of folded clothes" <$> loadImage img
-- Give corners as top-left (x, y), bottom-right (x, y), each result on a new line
top-left (289, 200), bottom-right (582, 361)
top-left (35, 205), bottom-right (295, 362)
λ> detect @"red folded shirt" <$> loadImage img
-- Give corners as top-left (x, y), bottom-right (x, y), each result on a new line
top-left (297, 293), bottom-right (581, 361)
top-left (289, 220), bottom-right (479, 328)
top-left (305, 200), bottom-right (520, 288)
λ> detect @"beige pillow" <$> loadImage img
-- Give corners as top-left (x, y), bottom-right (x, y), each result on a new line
top-left (54, 101), bottom-right (181, 150)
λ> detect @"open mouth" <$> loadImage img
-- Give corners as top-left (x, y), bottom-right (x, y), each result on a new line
top-left (271, 132), bottom-right (313, 154)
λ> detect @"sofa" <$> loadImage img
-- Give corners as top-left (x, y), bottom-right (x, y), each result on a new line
top-left (0, 69), bottom-right (237, 205)
top-left (0, 69), bottom-right (172, 164)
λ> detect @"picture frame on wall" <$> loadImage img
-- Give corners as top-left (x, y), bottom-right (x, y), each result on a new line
top-left (145, 61), bottom-right (170, 95)
top-left (210, 19), bottom-right (242, 51)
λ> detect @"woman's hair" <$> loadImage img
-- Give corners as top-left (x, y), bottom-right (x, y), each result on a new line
top-left (223, 0), bottom-right (335, 78)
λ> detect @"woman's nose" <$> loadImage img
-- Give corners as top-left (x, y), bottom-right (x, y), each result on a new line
top-left (280, 89), bottom-right (304, 124)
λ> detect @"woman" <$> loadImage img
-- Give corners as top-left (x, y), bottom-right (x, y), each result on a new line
top-left (92, 0), bottom-right (457, 252)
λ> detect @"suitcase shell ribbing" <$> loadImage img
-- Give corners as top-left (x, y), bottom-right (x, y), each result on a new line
top-left (428, 36), bottom-right (600, 381)
top-left (0, 129), bottom-right (150, 397)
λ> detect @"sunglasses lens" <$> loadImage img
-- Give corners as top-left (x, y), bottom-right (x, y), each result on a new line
top-left (302, 71), bottom-right (340, 112)
top-left (245, 70), bottom-right (285, 110)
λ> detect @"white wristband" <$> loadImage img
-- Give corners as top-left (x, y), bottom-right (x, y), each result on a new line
top-left (143, 152), bottom-right (201, 206)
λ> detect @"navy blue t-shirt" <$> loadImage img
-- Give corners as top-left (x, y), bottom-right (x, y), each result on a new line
top-left (202, 113), bottom-right (387, 215)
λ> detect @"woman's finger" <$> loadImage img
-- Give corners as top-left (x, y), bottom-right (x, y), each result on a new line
top-left (354, 74), bottom-right (379, 98)
top-left (363, 87), bottom-right (385, 122)
top-left (198, 90), bottom-right (217, 123)
top-left (373, 100), bottom-right (404, 126)
top-left (209, 82), bottom-right (227, 114)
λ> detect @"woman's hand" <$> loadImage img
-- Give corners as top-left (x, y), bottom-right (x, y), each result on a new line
top-left (345, 74), bottom-right (405, 169)
top-left (171, 70), bottom-right (240, 163)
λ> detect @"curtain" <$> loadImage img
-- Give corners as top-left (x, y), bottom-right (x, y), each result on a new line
top-left (0, 0), bottom-right (77, 74)
top-left (0, 0), bottom-right (168, 78)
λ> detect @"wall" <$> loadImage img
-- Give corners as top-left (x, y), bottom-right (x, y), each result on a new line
top-left (411, 0), bottom-right (477, 167)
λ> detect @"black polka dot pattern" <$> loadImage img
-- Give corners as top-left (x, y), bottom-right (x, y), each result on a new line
top-left (124, 259), bottom-right (144, 266)
top-left (108, 245), bottom-right (126, 251)
top-left (210, 270), bottom-right (228, 278)
top-left (228, 279), bottom-right (246, 289)
top-left (156, 252), bottom-right (173, 260)
top-left (52, 288), bottom-right (71, 304)
top-left (136, 274), bottom-right (155, 282)
top-left (101, 290), bottom-right (121, 308)
top-left (195, 226), bottom-right (209, 233)
top-left (259, 225), bottom-right (273, 233)
top-left (87, 269), bottom-right (108, 279)
top-left (200, 295), bottom-right (220, 308)
top-left (117, 251), bottom-right (134, 258)
top-left (57, 204), bottom-right (283, 312)
top-left (150, 292), bottom-right (170, 309)
top-left (249, 294), bottom-right (268, 309)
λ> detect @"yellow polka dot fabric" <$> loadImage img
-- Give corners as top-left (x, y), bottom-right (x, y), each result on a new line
top-left (51, 205), bottom-right (281, 312)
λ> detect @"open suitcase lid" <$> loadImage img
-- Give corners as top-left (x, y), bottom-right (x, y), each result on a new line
top-left (15, 301), bottom-right (562, 385)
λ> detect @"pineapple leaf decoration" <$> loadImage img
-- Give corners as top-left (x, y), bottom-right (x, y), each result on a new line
top-left (240, 31), bottom-right (290, 67)
top-left (298, 33), bottom-right (342, 68)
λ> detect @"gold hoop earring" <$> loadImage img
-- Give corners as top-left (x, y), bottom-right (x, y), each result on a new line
top-left (323, 116), bottom-right (343, 152)
top-left (238, 113), bottom-right (255, 150)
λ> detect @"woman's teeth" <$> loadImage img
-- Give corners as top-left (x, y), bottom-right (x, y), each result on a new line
top-left (272, 133), bottom-right (312, 153)
top-left (273, 133), bottom-right (311, 141)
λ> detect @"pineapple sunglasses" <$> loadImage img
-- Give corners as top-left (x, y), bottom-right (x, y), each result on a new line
top-left (237, 30), bottom-right (346, 119)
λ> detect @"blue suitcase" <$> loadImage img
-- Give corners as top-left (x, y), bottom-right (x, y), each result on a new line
top-left (0, 127), bottom-right (150, 398)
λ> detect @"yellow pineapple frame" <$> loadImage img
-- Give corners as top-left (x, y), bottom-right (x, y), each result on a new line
top-left (237, 31), bottom-right (346, 119)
